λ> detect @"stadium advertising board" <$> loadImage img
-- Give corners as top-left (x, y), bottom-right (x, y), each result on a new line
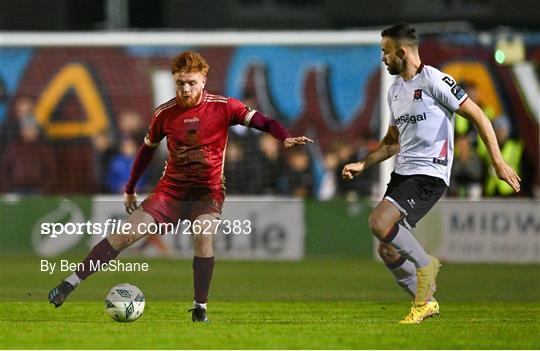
top-left (3, 195), bottom-right (304, 260)
top-left (4, 195), bottom-right (377, 259)
top-left (1, 196), bottom-right (93, 255)
top-left (414, 200), bottom-right (540, 263)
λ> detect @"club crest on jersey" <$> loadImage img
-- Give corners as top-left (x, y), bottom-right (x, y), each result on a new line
top-left (184, 116), bottom-right (199, 144)
top-left (413, 89), bottom-right (423, 101)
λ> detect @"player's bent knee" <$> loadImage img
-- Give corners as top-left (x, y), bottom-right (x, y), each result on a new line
top-left (368, 214), bottom-right (389, 239)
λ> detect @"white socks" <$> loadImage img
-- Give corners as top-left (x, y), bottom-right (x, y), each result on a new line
top-left (193, 301), bottom-right (207, 309)
top-left (387, 223), bottom-right (430, 268)
top-left (64, 273), bottom-right (81, 288)
top-left (387, 259), bottom-right (417, 298)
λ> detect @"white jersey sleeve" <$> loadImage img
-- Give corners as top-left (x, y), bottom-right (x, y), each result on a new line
top-left (429, 73), bottom-right (468, 112)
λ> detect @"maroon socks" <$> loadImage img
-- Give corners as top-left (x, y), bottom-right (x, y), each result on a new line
top-left (75, 239), bottom-right (120, 280)
top-left (192, 256), bottom-right (215, 303)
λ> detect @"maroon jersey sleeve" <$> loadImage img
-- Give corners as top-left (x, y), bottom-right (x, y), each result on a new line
top-left (144, 108), bottom-right (166, 147)
top-left (227, 97), bottom-right (257, 126)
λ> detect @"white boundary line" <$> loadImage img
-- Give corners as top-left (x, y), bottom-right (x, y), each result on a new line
top-left (0, 30), bottom-right (381, 46)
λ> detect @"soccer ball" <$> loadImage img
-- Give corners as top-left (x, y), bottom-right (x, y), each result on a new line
top-left (104, 283), bottom-right (145, 322)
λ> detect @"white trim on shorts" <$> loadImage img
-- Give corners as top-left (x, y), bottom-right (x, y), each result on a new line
top-left (384, 195), bottom-right (414, 232)
top-left (384, 195), bottom-right (407, 215)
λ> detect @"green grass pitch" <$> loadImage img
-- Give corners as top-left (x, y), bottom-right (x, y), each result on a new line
top-left (1, 255), bottom-right (539, 349)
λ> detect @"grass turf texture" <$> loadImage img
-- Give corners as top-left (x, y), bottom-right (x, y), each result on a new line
top-left (1, 255), bottom-right (539, 349)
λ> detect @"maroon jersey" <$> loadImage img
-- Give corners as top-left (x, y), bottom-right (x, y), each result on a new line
top-left (145, 92), bottom-right (255, 190)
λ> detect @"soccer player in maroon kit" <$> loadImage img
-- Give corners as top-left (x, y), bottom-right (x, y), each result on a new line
top-left (48, 51), bottom-right (313, 322)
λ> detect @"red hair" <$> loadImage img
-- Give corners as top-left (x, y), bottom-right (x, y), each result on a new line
top-left (171, 51), bottom-right (209, 76)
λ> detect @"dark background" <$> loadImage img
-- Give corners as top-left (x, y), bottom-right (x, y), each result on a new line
top-left (1, 0), bottom-right (539, 31)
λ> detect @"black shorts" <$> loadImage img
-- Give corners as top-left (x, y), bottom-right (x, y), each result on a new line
top-left (384, 172), bottom-right (447, 230)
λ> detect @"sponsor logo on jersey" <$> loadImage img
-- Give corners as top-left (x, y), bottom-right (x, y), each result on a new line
top-left (451, 85), bottom-right (466, 100)
top-left (394, 112), bottom-right (427, 126)
top-left (442, 75), bottom-right (466, 100)
top-left (184, 117), bottom-right (200, 124)
top-left (413, 89), bottom-right (423, 101)
top-left (432, 157), bottom-right (448, 166)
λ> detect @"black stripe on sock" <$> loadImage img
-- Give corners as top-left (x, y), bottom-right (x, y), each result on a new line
top-left (381, 224), bottom-right (399, 243)
top-left (385, 256), bottom-right (407, 269)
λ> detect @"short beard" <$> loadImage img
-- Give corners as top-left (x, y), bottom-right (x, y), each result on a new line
top-left (388, 58), bottom-right (405, 75)
top-left (179, 92), bottom-right (202, 109)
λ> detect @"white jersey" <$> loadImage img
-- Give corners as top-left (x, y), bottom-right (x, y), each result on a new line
top-left (387, 64), bottom-right (468, 185)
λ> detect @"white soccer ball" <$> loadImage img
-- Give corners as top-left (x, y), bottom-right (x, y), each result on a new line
top-left (105, 283), bottom-right (145, 322)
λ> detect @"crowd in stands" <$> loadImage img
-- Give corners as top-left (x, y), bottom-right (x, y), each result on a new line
top-left (0, 93), bottom-right (536, 199)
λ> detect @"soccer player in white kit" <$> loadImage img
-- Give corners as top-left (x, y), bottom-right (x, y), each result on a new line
top-left (342, 24), bottom-right (521, 324)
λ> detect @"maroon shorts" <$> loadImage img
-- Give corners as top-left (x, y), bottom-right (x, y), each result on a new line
top-left (141, 186), bottom-right (224, 224)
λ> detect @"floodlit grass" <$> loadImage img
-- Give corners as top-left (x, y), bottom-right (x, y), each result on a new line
top-left (1, 255), bottom-right (539, 349)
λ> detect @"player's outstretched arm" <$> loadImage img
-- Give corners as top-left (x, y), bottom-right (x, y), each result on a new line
top-left (248, 111), bottom-right (313, 147)
top-left (457, 98), bottom-right (521, 192)
top-left (123, 143), bottom-right (158, 214)
top-left (342, 126), bottom-right (399, 180)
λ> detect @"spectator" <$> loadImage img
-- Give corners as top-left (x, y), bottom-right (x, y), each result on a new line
top-left (1, 96), bottom-right (36, 157)
top-left (449, 134), bottom-right (483, 198)
top-left (254, 133), bottom-right (283, 194)
top-left (118, 110), bottom-right (146, 142)
top-left (92, 130), bottom-right (116, 193)
top-left (224, 140), bottom-right (252, 194)
top-left (334, 140), bottom-right (375, 198)
top-left (105, 137), bottom-right (148, 193)
top-left (318, 150), bottom-right (339, 201)
top-left (0, 116), bottom-right (56, 193)
top-left (283, 148), bottom-right (313, 198)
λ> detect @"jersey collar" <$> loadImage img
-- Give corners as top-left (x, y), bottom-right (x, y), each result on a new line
top-left (404, 63), bottom-right (425, 83)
